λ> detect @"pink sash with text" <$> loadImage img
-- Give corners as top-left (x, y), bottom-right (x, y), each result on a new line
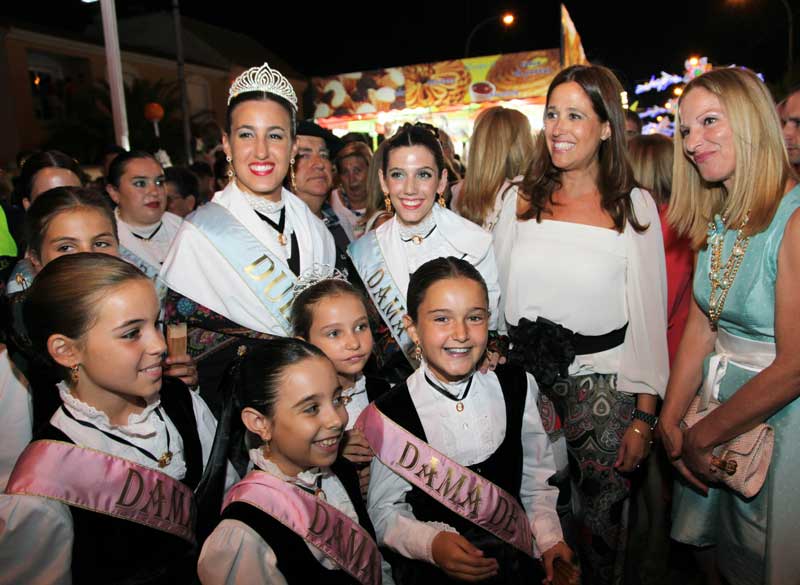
top-left (356, 403), bottom-right (535, 556)
top-left (6, 440), bottom-right (195, 542)
top-left (223, 471), bottom-right (381, 585)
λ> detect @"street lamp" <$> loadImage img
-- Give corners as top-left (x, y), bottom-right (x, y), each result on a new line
top-left (464, 12), bottom-right (516, 58)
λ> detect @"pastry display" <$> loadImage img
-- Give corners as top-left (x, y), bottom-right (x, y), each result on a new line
top-left (313, 67), bottom-right (405, 117)
top-left (403, 60), bottom-right (471, 108)
top-left (487, 50), bottom-right (558, 99)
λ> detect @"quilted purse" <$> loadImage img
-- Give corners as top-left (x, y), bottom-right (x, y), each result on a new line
top-left (681, 396), bottom-right (773, 498)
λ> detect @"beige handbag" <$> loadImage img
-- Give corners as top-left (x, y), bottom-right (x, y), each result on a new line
top-left (681, 396), bottom-right (774, 498)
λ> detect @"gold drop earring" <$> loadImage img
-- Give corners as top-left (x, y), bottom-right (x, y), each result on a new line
top-left (384, 193), bottom-right (393, 213)
top-left (226, 156), bottom-right (235, 181)
top-left (70, 364), bottom-right (80, 385)
top-left (414, 342), bottom-right (422, 361)
top-left (289, 157), bottom-right (296, 192)
top-left (437, 192), bottom-right (446, 207)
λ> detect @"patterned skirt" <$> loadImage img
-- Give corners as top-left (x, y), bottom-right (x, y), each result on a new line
top-left (538, 373), bottom-right (635, 585)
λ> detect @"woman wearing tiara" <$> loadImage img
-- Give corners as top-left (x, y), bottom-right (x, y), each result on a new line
top-left (160, 63), bottom-right (336, 414)
top-left (348, 124), bottom-right (501, 382)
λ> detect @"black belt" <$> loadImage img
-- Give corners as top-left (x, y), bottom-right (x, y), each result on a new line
top-left (506, 317), bottom-right (628, 387)
top-left (509, 317), bottom-right (627, 355)
top-left (570, 322), bottom-right (628, 355)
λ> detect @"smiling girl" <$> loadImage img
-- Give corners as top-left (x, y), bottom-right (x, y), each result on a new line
top-left (160, 62), bottom-right (335, 414)
top-left (5, 187), bottom-right (197, 433)
top-left (348, 124), bottom-right (501, 382)
top-left (0, 254), bottom-right (235, 585)
top-left (292, 274), bottom-right (390, 495)
top-left (198, 338), bottom-right (385, 585)
top-left (360, 257), bottom-right (573, 585)
top-left (106, 151), bottom-right (182, 280)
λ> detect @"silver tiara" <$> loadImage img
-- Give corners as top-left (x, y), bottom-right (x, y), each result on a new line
top-left (228, 62), bottom-right (298, 109)
top-left (292, 264), bottom-right (349, 297)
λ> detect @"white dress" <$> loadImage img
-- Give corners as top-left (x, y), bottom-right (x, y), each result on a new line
top-left (492, 187), bottom-right (668, 396)
top-left (0, 384), bottom-right (237, 585)
top-left (367, 363), bottom-right (563, 563)
top-left (373, 204), bottom-right (501, 331)
top-left (159, 181), bottom-right (336, 335)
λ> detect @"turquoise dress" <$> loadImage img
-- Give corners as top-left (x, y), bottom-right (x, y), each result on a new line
top-left (671, 186), bottom-right (800, 585)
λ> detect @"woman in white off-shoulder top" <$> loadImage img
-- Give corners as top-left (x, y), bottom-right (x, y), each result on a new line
top-left (493, 65), bottom-right (668, 585)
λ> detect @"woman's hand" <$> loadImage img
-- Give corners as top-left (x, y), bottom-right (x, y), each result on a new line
top-left (431, 531), bottom-right (498, 582)
top-left (681, 424), bottom-right (717, 487)
top-left (656, 416), bottom-right (683, 460)
top-left (341, 429), bottom-right (373, 465)
top-left (614, 419), bottom-right (652, 472)
top-left (658, 417), bottom-right (709, 494)
top-left (541, 542), bottom-right (578, 584)
top-left (163, 353), bottom-right (198, 389)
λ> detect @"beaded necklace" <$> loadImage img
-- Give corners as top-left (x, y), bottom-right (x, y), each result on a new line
top-left (707, 213), bottom-right (750, 330)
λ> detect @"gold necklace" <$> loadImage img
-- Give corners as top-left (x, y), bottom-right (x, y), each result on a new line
top-left (707, 213), bottom-right (750, 330)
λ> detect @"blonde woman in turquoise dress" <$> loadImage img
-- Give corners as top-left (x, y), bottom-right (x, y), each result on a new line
top-left (658, 67), bottom-right (800, 585)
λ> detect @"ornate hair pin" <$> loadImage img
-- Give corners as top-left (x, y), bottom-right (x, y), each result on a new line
top-left (292, 264), bottom-right (349, 297)
top-left (228, 62), bottom-right (298, 110)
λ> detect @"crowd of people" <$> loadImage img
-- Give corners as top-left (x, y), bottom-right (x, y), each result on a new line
top-left (0, 59), bottom-right (797, 585)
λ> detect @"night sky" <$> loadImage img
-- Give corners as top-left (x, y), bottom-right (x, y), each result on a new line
top-left (5, 0), bottom-right (794, 95)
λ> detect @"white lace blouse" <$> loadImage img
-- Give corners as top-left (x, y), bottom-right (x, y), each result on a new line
top-left (367, 363), bottom-right (563, 564)
top-left (0, 384), bottom-right (235, 585)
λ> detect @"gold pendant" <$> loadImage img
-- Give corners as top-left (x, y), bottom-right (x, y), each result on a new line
top-left (277, 233), bottom-right (287, 246)
top-left (314, 487), bottom-right (327, 500)
top-left (411, 235), bottom-right (423, 245)
top-left (456, 402), bottom-right (464, 413)
top-left (158, 451), bottom-right (173, 468)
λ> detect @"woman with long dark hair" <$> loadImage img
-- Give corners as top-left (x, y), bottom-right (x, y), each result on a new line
top-left (493, 65), bottom-right (668, 584)
top-left (160, 63), bottom-right (336, 413)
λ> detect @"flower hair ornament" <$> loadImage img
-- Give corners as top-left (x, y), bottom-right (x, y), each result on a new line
top-left (228, 62), bottom-right (298, 110)
top-left (291, 264), bottom-right (349, 297)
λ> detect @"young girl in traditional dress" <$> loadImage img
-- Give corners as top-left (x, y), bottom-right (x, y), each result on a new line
top-left (198, 338), bottom-right (384, 585)
top-left (348, 124), bottom-right (501, 382)
top-left (362, 257), bottom-right (574, 585)
top-left (0, 253), bottom-right (235, 585)
top-left (292, 273), bottom-right (390, 494)
top-left (160, 62), bottom-right (335, 412)
top-left (106, 150), bottom-right (182, 280)
top-left (5, 187), bottom-right (197, 431)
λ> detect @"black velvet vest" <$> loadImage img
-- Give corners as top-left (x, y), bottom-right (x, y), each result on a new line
top-left (221, 458), bottom-right (376, 585)
top-left (373, 365), bottom-right (544, 585)
top-left (36, 379), bottom-right (203, 585)
top-left (365, 374), bottom-right (391, 403)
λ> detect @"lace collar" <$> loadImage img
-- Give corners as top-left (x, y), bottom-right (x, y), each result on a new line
top-left (397, 208), bottom-right (436, 242)
top-left (237, 181), bottom-right (286, 216)
top-left (342, 375), bottom-right (367, 399)
top-left (249, 448), bottom-right (328, 487)
top-left (115, 208), bottom-right (163, 238)
top-left (57, 381), bottom-right (161, 438)
top-left (421, 361), bottom-right (473, 399)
